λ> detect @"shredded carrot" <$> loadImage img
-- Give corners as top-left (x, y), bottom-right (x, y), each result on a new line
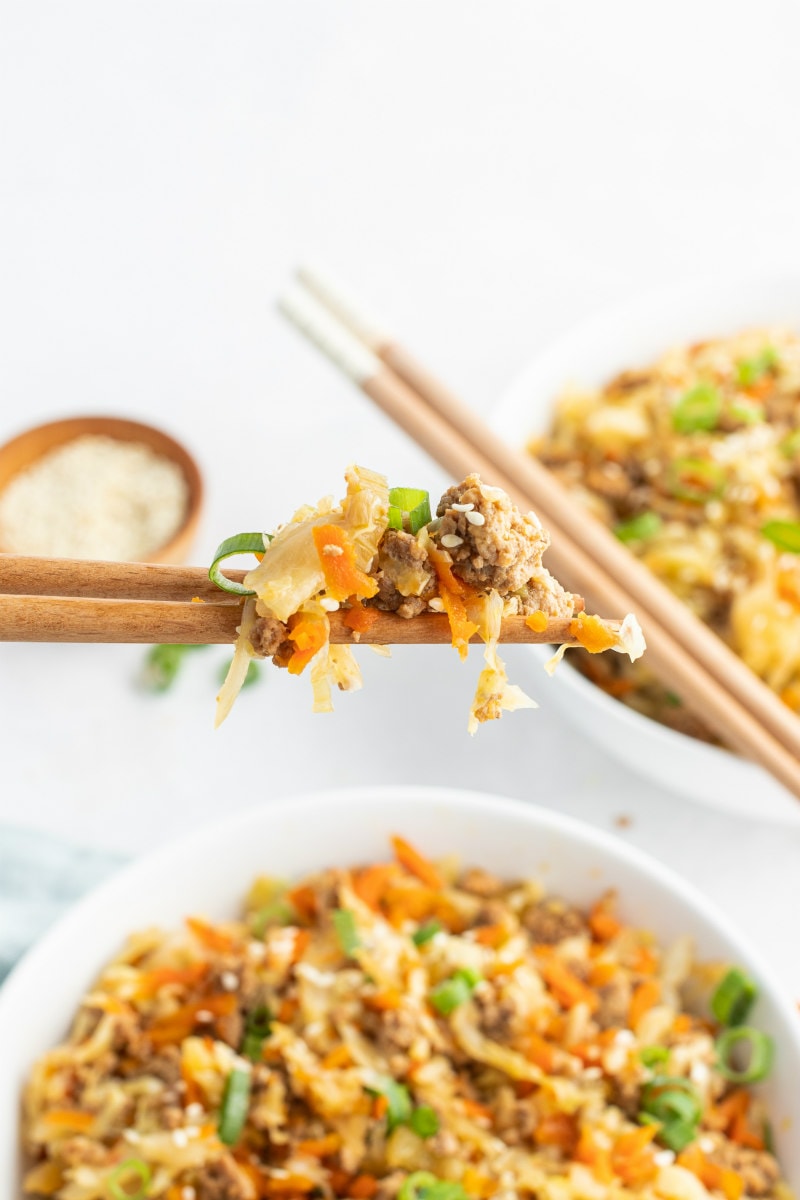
top-left (352, 863), bottom-right (398, 910)
top-left (364, 988), bottom-right (403, 1012)
top-left (22, 1163), bottom-right (64, 1197)
top-left (535, 1112), bottom-right (577, 1150)
top-left (523, 1031), bottom-right (557, 1073)
top-left (372, 1094), bottom-right (389, 1119)
top-left (287, 611), bottom-right (329, 675)
top-left (147, 992), bottom-right (237, 1046)
top-left (569, 612), bottom-right (618, 654)
top-left (329, 1170), bottom-right (352, 1196)
top-left (525, 609), bottom-right (548, 633)
top-left (460, 1168), bottom-right (495, 1199)
top-left (629, 944), bottom-right (659, 975)
top-left (312, 525), bottom-right (378, 602)
top-left (712, 1087), bottom-right (763, 1147)
top-left (576, 1127), bottom-right (614, 1183)
top-left (134, 961), bottom-right (209, 999)
top-left (462, 1097), bottom-right (493, 1124)
top-left (671, 1012), bottom-right (693, 1035)
top-left (265, 1175), bottom-right (320, 1195)
top-left (390, 834), bottom-right (444, 890)
top-left (290, 928), bottom-right (311, 963)
top-left (278, 995), bottom-right (299, 1024)
top-left (322, 1045), bottom-right (353, 1070)
top-left (349, 1177), bottom-right (379, 1199)
top-left (678, 1147), bottom-right (744, 1200)
top-left (296, 1133), bottom-right (341, 1158)
top-left (427, 544), bottom-right (478, 658)
top-left (612, 1126), bottom-right (659, 1186)
top-left (41, 1109), bottom-right (95, 1133)
top-left (342, 602), bottom-right (381, 634)
top-left (474, 923), bottom-right (507, 948)
top-left (588, 961), bottom-right (618, 988)
top-left (629, 979), bottom-right (661, 1029)
top-left (186, 916), bottom-right (236, 954)
top-left (288, 884), bottom-right (317, 922)
top-left (589, 892), bottom-right (622, 942)
top-left (536, 948), bottom-right (599, 1013)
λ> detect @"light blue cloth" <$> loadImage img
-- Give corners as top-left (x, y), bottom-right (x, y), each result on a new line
top-left (0, 825), bottom-right (124, 984)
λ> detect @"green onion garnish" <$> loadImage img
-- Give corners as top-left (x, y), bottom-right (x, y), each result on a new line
top-left (667, 457), bottom-right (725, 502)
top-left (639, 1045), bottom-right (670, 1068)
top-left (251, 899), bottom-right (294, 938)
top-left (141, 643), bottom-right (208, 692)
top-left (762, 520), bottom-right (800, 554)
top-left (711, 967), bottom-right (758, 1027)
top-left (366, 1075), bottom-right (413, 1133)
top-left (412, 919), bottom-right (442, 947)
top-left (241, 1005), bottom-right (272, 1062)
top-left (108, 1158), bottom-right (152, 1200)
top-left (333, 908), bottom-right (361, 956)
top-left (218, 1066), bottom-right (252, 1145)
top-left (737, 346), bottom-right (780, 387)
top-left (209, 532), bottom-right (271, 596)
top-left (639, 1075), bottom-right (702, 1153)
top-left (672, 383), bottom-right (721, 433)
top-left (715, 1026), bottom-right (774, 1083)
top-left (780, 430), bottom-right (800, 459)
top-left (614, 512), bottom-right (663, 544)
top-left (398, 1174), bottom-right (469, 1200)
top-left (409, 1104), bottom-right (440, 1139)
top-left (730, 400), bottom-right (765, 425)
top-left (430, 967), bottom-right (481, 1015)
top-left (388, 487), bottom-right (432, 535)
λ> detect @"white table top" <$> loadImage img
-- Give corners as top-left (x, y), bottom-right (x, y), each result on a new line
top-left (1, 2), bottom-right (798, 993)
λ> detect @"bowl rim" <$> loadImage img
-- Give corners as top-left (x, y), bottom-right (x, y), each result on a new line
top-left (0, 413), bottom-right (203, 563)
top-left (3, 785), bottom-right (799, 1180)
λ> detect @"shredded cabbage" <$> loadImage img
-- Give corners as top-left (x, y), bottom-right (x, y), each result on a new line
top-left (214, 598), bottom-right (257, 728)
top-left (467, 591), bottom-right (537, 734)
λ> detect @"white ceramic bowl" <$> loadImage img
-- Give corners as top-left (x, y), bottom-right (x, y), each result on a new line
top-left (1, 785), bottom-right (798, 1189)
top-left (492, 272), bottom-right (800, 824)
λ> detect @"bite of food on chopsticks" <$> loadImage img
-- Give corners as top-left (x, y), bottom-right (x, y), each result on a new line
top-left (212, 465), bottom-right (644, 729)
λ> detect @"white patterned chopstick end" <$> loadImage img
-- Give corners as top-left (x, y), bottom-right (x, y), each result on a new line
top-left (278, 283), bottom-right (380, 384)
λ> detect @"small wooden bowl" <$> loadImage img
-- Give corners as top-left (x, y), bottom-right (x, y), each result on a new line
top-left (0, 415), bottom-right (204, 564)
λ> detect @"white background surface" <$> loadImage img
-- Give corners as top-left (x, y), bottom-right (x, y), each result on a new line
top-left (1, 4), bottom-right (799, 992)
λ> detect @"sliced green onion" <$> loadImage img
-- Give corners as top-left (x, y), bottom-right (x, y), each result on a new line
top-left (664, 691), bottom-right (683, 708)
top-left (737, 346), bottom-right (780, 387)
top-left (762, 520), bottom-right (800, 554)
top-left (412, 919), bottom-right (443, 947)
top-left (241, 1005), bottom-right (272, 1062)
top-left (639, 1045), bottom-right (670, 1068)
top-left (141, 643), bottom-right (208, 692)
top-left (672, 383), bottom-right (721, 433)
top-left (218, 1066), bottom-right (252, 1145)
top-left (711, 967), bottom-right (758, 1027)
top-left (409, 1104), bottom-right (440, 1138)
top-left (398, 1174), bottom-right (469, 1200)
top-left (639, 1075), bottom-right (702, 1153)
top-left (614, 511), bottom-right (663, 544)
top-left (730, 400), bottom-right (765, 425)
top-left (251, 899), bottom-right (294, 938)
top-left (218, 658), bottom-right (261, 688)
top-left (667, 457), bottom-right (726, 502)
top-left (108, 1159), bottom-right (152, 1200)
top-left (366, 1075), bottom-right (413, 1133)
top-left (209, 532), bottom-right (271, 595)
top-left (716, 1026), bottom-right (774, 1083)
top-left (780, 429), bottom-right (800, 458)
top-left (764, 1120), bottom-right (776, 1154)
top-left (430, 968), bottom-right (481, 1015)
top-left (333, 908), bottom-right (361, 956)
top-left (388, 487), bottom-right (432, 535)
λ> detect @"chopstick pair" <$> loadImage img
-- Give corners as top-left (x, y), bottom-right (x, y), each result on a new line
top-left (0, 555), bottom-right (606, 647)
top-left (279, 265), bottom-right (800, 802)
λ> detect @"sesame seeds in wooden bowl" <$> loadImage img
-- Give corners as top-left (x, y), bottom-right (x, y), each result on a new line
top-left (0, 416), bottom-right (203, 564)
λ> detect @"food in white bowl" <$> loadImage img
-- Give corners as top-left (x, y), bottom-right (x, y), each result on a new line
top-left (1, 787), bottom-right (798, 1194)
top-left (491, 273), bottom-right (800, 823)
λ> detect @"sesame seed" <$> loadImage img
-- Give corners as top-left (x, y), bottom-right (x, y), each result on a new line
top-left (322, 544), bottom-right (344, 556)
top-left (465, 510), bottom-right (485, 526)
top-left (653, 1150), bottom-right (675, 1167)
top-left (183, 1189), bottom-right (197, 1200)
top-left (428, 598), bottom-right (445, 612)
top-left (221, 970), bottom-right (239, 991)
top-left (194, 1009), bottom-right (213, 1023)
top-left (526, 510), bottom-right (542, 529)
top-left (125, 1129), bottom-right (142, 1143)
top-left (440, 534), bottom-right (464, 549)
top-left (698, 1135), bottom-right (715, 1153)
top-left (319, 597), bottom-right (340, 611)
top-left (172, 1128), bottom-right (189, 1148)
top-left (451, 502), bottom-right (474, 512)
top-left (186, 1102), bottom-right (204, 1120)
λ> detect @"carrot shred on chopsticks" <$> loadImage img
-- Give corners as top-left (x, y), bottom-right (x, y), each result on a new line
top-left (390, 834), bottom-right (444, 889)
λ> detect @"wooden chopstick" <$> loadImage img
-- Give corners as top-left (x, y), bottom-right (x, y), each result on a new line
top-left (0, 554), bottom-right (616, 646)
top-left (281, 271), bottom-right (800, 800)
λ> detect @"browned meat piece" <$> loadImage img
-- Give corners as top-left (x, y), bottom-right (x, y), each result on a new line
top-left (458, 866), bottom-right (505, 897)
top-left (609, 1075), bottom-right (641, 1117)
top-left (59, 1137), bottom-right (110, 1167)
top-left (522, 898), bottom-right (587, 944)
top-left (705, 1134), bottom-right (781, 1197)
top-left (492, 1085), bottom-right (537, 1144)
top-left (195, 1157), bottom-right (253, 1200)
top-left (595, 975), bottom-right (632, 1030)
top-left (606, 369), bottom-right (654, 395)
top-left (249, 615), bottom-right (289, 658)
top-left (435, 475), bottom-right (574, 611)
top-left (369, 529), bottom-right (436, 618)
top-left (474, 989), bottom-right (519, 1041)
top-left (140, 1046), bottom-right (182, 1084)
